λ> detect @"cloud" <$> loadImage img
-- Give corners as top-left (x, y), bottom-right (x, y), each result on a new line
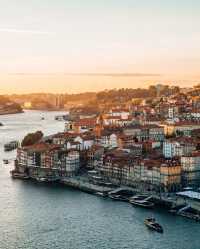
top-left (0, 28), bottom-right (54, 35)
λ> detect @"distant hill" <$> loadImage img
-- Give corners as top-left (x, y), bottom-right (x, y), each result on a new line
top-left (0, 95), bottom-right (23, 115)
top-left (7, 85), bottom-right (180, 111)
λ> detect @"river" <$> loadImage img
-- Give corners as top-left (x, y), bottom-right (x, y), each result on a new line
top-left (0, 111), bottom-right (199, 249)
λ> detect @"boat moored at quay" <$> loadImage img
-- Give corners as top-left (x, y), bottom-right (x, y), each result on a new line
top-left (108, 188), bottom-right (136, 201)
top-left (129, 195), bottom-right (155, 208)
top-left (4, 140), bottom-right (19, 152)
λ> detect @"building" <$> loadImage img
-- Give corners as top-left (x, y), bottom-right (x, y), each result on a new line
top-left (99, 150), bottom-right (135, 185)
top-left (73, 118), bottom-right (97, 133)
top-left (123, 124), bottom-right (164, 142)
top-left (163, 137), bottom-right (197, 158)
top-left (181, 152), bottom-right (200, 187)
top-left (160, 160), bottom-right (181, 192)
top-left (65, 150), bottom-right (80, 177)
top-left (163, 121), bottom-right (200, 136)
top-left (87, 145), bottom-right (104, 169)
top-left (16, 142), bottom-right (80, 178)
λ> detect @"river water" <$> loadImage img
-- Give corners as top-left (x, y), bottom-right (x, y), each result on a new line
top-left (0, 111), bottom-right (199, 249)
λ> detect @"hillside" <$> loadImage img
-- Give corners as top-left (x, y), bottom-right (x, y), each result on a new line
top-left (0, 96), bottom-right (23, 115)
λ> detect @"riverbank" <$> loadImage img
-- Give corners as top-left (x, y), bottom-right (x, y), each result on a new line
top-left (10, 169), bottom-right (200, 223)
top-left (0, 109), bottom-right (23, 115)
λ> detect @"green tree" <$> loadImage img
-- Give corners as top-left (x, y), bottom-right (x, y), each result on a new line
top-left (21, 131), bottom-right (43, 147)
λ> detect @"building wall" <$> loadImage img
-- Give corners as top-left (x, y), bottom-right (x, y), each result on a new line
top-left (181, 156), bottom-right (200, 186)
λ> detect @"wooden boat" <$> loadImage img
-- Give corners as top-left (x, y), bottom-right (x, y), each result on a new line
top-left (144, 218), bottom-right (163, 233)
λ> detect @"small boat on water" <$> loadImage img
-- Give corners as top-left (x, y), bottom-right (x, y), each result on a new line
top-left (10, 171), bottom-right (30, 180)
top-left (95, 192), bottom-right (108, 197)
top-left (36, 177), bottom-right (60, 183)
top-left (55, 115), bottom-right (69, 121)
top-left (130, 199), bottom-right (154, 208)
top-left (144, 218), bottom-right (163, 233)
top-left (130, 194), bottom-right (150, 201)
top-left (3, 159), bottom-right (9, 164)
top-left (4, 141), bottom-right (19, 152)
top-left (129, 195), bottom-right (154, 208)
top-left (109, 194), bottom-right (128, 201)
top-left (178, 211), bottom-right (200, 222)
top-left (108, 189), bottom-right (135, 202)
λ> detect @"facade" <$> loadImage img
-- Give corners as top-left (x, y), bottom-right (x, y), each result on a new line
top-left (168, 106), bottom-right (179, 119)
top-left (163, 138), bottom-right (196, 158)
top-left (160, 161), bottom-right (181, 192)
top-left (181, 153), bottom-right (200, 187)
top-left (100, 150), bottom-right (135, 185)
top-left (87, 145), bottom-right (104, 169)
top-left (98, 150), bottom-right (181, 192)
top-left (163, 122), bottom-right (200, 136)
top-left (108, 109), bottom-right (130, 119)
top-left (65, 150), bottom-right (80, 176)
top-left (123, 124), bottom-right (164, 142)
top-left (16, 143), bottom-right (80, 178)
top-left (96, 131), bottom-right (120, 148)
top-left (73, 118), bottom-right (97, 133)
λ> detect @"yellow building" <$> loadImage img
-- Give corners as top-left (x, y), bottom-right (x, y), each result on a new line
top-left (160, 162), bottom-right (181, 191)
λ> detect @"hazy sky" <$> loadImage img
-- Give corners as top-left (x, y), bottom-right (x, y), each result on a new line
top-left (0, 0), bottom-right (200, 93)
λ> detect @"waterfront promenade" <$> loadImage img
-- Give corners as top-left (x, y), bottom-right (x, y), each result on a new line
top-left (61, 176), bottom-right (113, 194)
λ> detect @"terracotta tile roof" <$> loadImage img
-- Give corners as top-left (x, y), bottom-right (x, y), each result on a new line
top-left (111, 109), bottom-right (130, 113)
top-left (52, 132), bottom-right (78, 139)
top-left (173, 121), bottom-right (200, 126)
top-left (74, 118), bottom-right (97, 127)
top-left (24, 142), bottom-right (61, 153)
top-left (167, 136), bottom-right (198, 144)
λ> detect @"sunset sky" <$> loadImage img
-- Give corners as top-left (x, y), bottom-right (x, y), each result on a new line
top-left (0, 0), bottom-right (200, 93)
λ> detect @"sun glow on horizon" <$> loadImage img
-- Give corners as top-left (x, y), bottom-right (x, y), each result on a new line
top-left (0, 1), bottom-right (200, 93)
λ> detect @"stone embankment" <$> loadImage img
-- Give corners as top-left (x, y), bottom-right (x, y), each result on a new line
top-left (60, 177), bottom-right (114, 194)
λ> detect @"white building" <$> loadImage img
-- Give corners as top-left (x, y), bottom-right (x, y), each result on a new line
top-left (65, 150), bottom-right (80, 176)
top-left (109, 134), bottom-right (118, 148)
top-left (109, 109), bottom-right (130, 120)
top-left (163, 139), bottom-right (196, 158)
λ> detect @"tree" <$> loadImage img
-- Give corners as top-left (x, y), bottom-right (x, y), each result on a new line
top-left (21, 131), bottom-right (43, 147)
top-left (194, 84), bottom-right (200, 89)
